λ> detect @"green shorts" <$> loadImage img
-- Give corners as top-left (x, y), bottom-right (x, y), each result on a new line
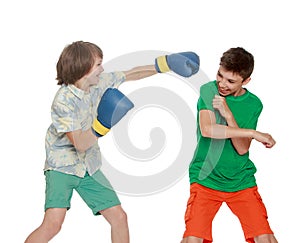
top-left (44, 170), bottom-right (120, 215)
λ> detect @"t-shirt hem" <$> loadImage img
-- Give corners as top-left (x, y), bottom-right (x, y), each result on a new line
top-left (189, 179), bottom-right (257, 192)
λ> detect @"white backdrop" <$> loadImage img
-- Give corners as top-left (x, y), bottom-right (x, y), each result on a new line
top-left (1, 0), bottom-right (299, 242)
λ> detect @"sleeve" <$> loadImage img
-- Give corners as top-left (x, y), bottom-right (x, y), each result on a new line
top-left (97, 71), bottom-right (126, 90)
top-left (245, 102), bottom-right (263, 130)
top-left (90, 71), bottom-right (126, 101)
top-left (197, 81), bottom-right (219, 111)
top-left (197, 81), bottom-right (226, 125)
top-left (51, 101), bottom-right (81, 133)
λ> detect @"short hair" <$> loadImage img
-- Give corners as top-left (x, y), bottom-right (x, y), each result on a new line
top-left (56, 41), bottom-right (103, 85)
top-left (220, 47), bottom-right (254, 80)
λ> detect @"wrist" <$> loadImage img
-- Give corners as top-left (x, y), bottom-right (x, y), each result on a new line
top-left (250, 129), bottom-right (256, 139)
top-left (225, 111), bottom-right (234, 123)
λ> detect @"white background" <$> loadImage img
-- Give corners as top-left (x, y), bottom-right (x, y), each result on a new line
top-left (1, 0), bottom-right (299, 242)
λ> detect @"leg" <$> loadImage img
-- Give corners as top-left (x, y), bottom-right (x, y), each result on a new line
top-left (100, 205), bottom-right (129, 243)
top-left (254, 234), bottom-right (278, 243)
top-left (226, 187), bottom-right (276, 243)
top-left (24, 208), bottom-right (67, 243)
top-left (76, 170), bottom-right (126, 242)
top-left (181, 236), bottom-right (204, 243)
top-left (182, 184), bottom-right (222, 243)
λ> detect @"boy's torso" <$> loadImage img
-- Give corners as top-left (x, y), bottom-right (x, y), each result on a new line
top-left (189, 81), bottom-right (263, 192)
top-left (44, 72), bottom-right (126, 177)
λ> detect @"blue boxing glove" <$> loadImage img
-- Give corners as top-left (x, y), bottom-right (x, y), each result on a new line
top-left (155, 52), bottom-right (200, 77)
top-left (92, 88), bottom-right (134, 137)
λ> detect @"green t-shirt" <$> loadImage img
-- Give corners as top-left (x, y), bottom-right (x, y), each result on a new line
top-left (189, 81), bottom-right (263, 192)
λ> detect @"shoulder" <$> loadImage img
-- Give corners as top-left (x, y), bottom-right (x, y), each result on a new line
top-left (197, 81), bottom-right (218, 111)
top-left (200, 81), bottom-right (218, 96)
top-left (91, 72), bottom-right (126, 93)
top-left (99, 71), bottom-right (126, 81)
top-left (246, 90), bottom-right (263, 109)
top-left (52, 86), bottom-right (77, 112)
top-left (200, 80), bottom-right (217, 91)
top-left (199, 80), bottom-right (218, 100)
top-left (98, 71), bottom-right (126, 86)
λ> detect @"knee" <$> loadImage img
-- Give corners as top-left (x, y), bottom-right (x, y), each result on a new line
top-left (44, 218), bottom-right (64, 236)
top-left (182, 236), bottom-right (204, 243)
top-left (42, 215), bottom-right (63, 237)
top-left (114, 209), bottom-right (128, 226)
top-left (254, 234), bottom-right (278, 243)
top-left (103, 206), bottom-right (128, 227)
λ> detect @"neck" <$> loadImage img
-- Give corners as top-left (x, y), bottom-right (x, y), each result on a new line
top-left (74, 78), bottom-right (89, 92)
top-left (233, 88), bottom-right (245, 97)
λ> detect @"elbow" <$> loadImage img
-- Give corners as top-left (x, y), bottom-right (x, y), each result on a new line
top-left (234, 139), bottom-right (251, 155)
top-left (235, 145), bottom-right (250, 155)
top-left (236, 148), bottom-right (249, 156)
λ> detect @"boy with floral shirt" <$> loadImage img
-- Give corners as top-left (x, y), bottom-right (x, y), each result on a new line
top-left (25, 41), bottom-right (199, 243)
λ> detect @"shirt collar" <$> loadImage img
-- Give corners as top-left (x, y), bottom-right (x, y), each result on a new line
top-left (67, 84), bottom-right (85, 99)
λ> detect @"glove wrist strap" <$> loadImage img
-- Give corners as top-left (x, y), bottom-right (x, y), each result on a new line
top-left (155, 56), bottom-right (170, 73)
top-left (92, 119), bottom-right (110, 136)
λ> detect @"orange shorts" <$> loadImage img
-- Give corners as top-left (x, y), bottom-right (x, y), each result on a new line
top-left (183, 183), bottom-right (274, 242)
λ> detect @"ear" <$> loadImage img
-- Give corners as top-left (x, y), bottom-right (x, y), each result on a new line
top-left (242, 77), bottom-right (251, 86)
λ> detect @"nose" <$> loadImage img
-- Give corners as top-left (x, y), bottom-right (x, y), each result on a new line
top-left (98, 65), bottom-right (104, 73)
top-left (218, 78), bottom-right (226, 88)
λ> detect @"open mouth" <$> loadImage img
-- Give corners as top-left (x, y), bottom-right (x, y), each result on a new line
top-left (218, 87), bottom-right (229, 95)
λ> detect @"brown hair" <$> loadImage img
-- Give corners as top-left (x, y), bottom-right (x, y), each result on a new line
top-left (56, 41), bottom-right (103, 85)
top-left (220, 47), bottom-right (254, 80)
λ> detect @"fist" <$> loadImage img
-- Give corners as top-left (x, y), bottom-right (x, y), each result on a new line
top-left (253, 131), bottom-right (276, 148)
top-left (155, 52), bottom-right (199, 77)
top-left (212, 95), bottom-right (232, 119)
top-left (92, 88), bottom-right (134, 137)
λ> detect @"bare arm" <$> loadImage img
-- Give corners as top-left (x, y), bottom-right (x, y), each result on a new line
top-left (123, 65), bottom-right (157, 81)
top-left (199, 109), bottom-right (276, 152)
top-left (200, 110), bottom-right (254, 140)
top-left (66, 129), bottom-right (98, 152)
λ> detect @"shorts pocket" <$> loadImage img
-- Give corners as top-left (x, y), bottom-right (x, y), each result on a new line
top-left (253, 189), bottom-right (268, 218)
top-left (184, 192), bottom-right (196, 222)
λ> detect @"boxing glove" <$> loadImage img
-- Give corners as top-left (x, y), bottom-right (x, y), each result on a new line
top-left (92, 88), bottom-right (134, 137)
top-left (155, 52), bottom-right (200, 77)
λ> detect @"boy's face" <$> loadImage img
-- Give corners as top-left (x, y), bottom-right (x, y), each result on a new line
top-left (84, 56), bottom-right (104, 86)
top-left (216, 66), bottom-right (250, 97)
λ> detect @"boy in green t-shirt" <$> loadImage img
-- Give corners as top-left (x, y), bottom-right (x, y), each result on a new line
top-left (182, 48), bottom-right (278, 243)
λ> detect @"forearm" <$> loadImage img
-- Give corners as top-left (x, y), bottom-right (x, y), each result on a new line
top-left (202, 123), bottom-right (254, 140)
top-left (200, 110), bottom-right (254, 140)
top-left (66, 129), bottom-right (98, 152)
top-left (124, 65), bottom-right (157, 81)
top-left (200, 111), bottom-right (275, 149)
